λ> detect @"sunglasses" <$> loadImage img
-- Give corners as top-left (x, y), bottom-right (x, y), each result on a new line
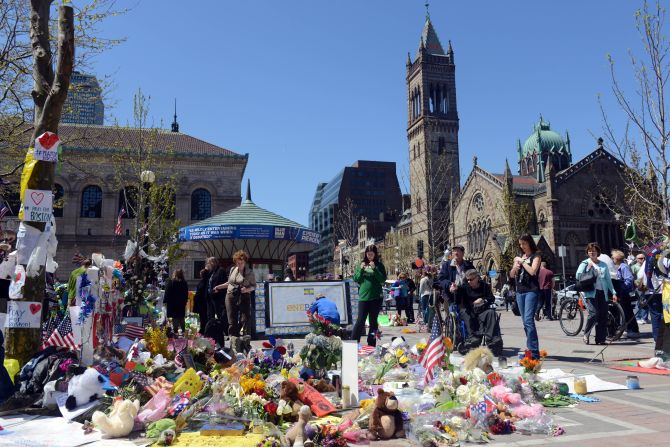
top-left (467, 277), bottom-right (477, 282)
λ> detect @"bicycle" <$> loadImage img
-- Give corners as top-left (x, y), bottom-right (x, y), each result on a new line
top-left (558, 293), bottom-right (626, 340)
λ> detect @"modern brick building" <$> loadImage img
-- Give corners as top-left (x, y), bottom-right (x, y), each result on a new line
top-left (308, 160), bottom-right (402, 274)
top-left (61, 72), bottom-right (105, 125)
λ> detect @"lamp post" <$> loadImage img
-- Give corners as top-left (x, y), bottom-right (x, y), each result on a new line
top-left (140, 170), bottom-right (155, 252)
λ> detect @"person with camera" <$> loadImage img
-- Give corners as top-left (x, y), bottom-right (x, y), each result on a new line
top-left (456, 269), bottom-right (502, 354)
top-left (352, 244), bottom-right (386, 346)
top-left (213, 250), bottom-right (256, 346)
top-left (437, 245), bottom-right (474, 306)
top-left (509, 234), bottom-right (541, 359)
top-left (576, 242), bottom-right (617, 345)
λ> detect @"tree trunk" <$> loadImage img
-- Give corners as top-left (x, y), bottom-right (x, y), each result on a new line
top-left (5, 2), bottom-right (74, 366)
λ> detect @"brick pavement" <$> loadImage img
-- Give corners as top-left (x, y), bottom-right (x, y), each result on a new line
top-left (254, 309), bottom-right (670, 446)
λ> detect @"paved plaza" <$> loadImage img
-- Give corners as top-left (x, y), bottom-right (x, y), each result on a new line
top-left (253, 309), bottom-right (670, 447)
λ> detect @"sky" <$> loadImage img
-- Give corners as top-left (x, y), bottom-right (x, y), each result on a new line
top-left (87, 0), bottom-right (648, 226)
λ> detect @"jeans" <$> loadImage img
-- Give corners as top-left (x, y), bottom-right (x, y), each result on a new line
top-left (635, 292), bottom-right (649, 321)
top-left (583, 290), bottom-right (608, 344)
top-left (648, 294), bottom-right (663, 342)
top-left (516, 291), bottom-right (540, 358)
top-left (420, 294), bottom-right (430, 323)
top-left (352, 299), bottom-right (382, 346)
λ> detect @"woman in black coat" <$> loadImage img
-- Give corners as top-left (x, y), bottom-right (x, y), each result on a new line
top-left (164, 269), bottom-right (189, 333)
top-left (194, 267), bottom-right (211, 334)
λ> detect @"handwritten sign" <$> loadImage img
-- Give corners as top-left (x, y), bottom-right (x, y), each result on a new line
top-left (5, 300), bottom-right (42, 328)
top-left (8, 265), bottom-right (25, 299)
top-left (23, 188), bottom-right (52, 223)
top-left (33, 131), bottom-right (60, 162)
top-left (289, 378), bottom-right (336, 417)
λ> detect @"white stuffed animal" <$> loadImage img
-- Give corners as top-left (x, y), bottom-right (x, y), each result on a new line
top-left (92, 398), bottom-right (140, 438)
top-left (65, 366), bottom-right (106, 410)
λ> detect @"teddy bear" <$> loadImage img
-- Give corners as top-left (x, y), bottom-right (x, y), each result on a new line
top-left (463, 346), bottom-right (494, 373)
top-left (280, 380), bottom-right (304, 416)
top-left (65, 366), bottom-right (107, 410)
top-left (284, 405), bottom-right (314, 447)
top-left (92, 398), bottom-right (140, 438)
top-left (368, 389), bottom-right (405, 440)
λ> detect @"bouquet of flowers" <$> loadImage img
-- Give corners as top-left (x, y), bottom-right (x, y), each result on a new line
top-left (307, 311), bottom-right (342, 336)
top-left (374, 348), bottom-right (409, 384)
top-left (311, 423), bottom-right (348, 447)
top-left (300, 332), bottom-right (342, 372)
top-left (520, 350), bottom-right (548, 374)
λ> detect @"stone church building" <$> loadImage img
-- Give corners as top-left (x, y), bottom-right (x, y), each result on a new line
top-left (449, 121), bottom-right (627, 277)
top-left (406, 15), bottom-right (626, 277)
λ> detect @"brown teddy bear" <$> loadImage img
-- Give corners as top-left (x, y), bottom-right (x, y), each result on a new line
top-left (368, 389), bottom-right (405, 440)
top-left (280, 381), bottom-right (304, 417)
top-left (309, 379), bottom-right (335, 393)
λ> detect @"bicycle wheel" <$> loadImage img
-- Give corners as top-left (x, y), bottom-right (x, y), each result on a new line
top-left (559, 298), bottom-right (584, 336)
top-left (606, 301), bottom-right (626, 341)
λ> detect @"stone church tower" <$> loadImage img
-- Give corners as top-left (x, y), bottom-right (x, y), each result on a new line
top-left (407, 12), bottom-right (460, 261)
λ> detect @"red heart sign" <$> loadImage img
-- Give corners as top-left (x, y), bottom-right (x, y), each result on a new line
top-left (30, 191), bottom-right (45, 205)
top-left (29, 303), bottom-right (42, 315)
top-left (37, 132), bottom-right (59, 150)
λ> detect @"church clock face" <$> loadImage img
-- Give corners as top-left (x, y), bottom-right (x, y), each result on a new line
top-left (473, 193), bottom-right (484, 212)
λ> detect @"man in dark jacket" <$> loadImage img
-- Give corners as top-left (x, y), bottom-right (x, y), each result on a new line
top-left (456, 269), bottom-right (500, 346)
top-left (437, 245), bottom-right (475, 304)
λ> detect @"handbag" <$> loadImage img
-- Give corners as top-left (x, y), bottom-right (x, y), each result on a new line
top-left (575, 263), bottom-right (597, 292)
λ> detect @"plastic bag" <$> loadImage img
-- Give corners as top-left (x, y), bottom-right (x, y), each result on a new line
top-left (137, 388), bottom-right (171, 424)
top-left (514, 412), bottom-right (554, 435)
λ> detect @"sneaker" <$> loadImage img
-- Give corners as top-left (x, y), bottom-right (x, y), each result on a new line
top-left (654, 350), bottom-right (670, 362)
top-left (625, 331), bottom-right (641, 339)
top-left (637, 319), bottom-right (647, 325)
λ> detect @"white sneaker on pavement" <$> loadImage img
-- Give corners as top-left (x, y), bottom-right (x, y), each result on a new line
top-left (637, 319), bottom-right (647, 325)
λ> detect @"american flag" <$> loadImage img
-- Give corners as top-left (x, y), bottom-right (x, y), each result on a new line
top-left (358, 345), bottom-right (376, 356)
top-left (43, 314), bottom-right (78, 351)
top-left (468, 395), bottom-right (497, 420)
top-left (114, 208), bottom-right (126, 236)
top-left (42, 315), bottom-right (61, 345)
top-left (420, 316), bottom-right (445, 384)
top-left (119, 323), bottom-right (145, 340)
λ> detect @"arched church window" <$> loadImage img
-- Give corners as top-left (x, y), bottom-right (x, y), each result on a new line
top-left (473, 193), bottom-right (484, 212)
top-left (429, 85), bottom-right (435, 113)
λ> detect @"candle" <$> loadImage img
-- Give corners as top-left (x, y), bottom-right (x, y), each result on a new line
top-left (498, 356), bottom-right (508, 369)
top-left (626, 375), bottom-right (640, 389)
top-left (342, 385), bottom-right (351, 409)
top-left (574, 377), bottom-right (588, 395)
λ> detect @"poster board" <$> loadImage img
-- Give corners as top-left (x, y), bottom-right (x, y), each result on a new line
top-left (265, 281), bottom-right (351, 329)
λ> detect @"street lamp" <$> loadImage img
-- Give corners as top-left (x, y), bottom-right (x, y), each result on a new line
top-left (140, 170), bottom-right (155, 252)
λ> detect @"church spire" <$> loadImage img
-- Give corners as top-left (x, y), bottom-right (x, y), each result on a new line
top-left (418, 5), bottom-right (445, 56)
top-left (171, 98), bottom-right (179, 133)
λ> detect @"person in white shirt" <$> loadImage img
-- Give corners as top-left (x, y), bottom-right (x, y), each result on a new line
top-left (418, 270), bottom-right (433, 325)
top-left (636, 255), bottom-right (670, 357)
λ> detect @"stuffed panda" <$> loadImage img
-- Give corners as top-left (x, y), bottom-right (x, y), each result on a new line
top-left (65, 366), bottom-right (106, 410)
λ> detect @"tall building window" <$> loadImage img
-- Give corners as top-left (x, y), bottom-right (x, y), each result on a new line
top-left (118, 187), bottom-right (138, 218)
top-left (53, 183), bottom-right (64, 217)
top-left (191, 188), bottom-right (212, 220)
top-left (81, 185), bottom-right (102, 218)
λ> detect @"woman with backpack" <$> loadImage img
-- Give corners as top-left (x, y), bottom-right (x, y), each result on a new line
top-left (577, 242), bottom-right (617, 345)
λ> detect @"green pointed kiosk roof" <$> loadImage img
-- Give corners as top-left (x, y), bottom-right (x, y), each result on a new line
top-left (191, 180), bottom-right (309, 230)
top-left (179, 180), bottom-right (319, 259)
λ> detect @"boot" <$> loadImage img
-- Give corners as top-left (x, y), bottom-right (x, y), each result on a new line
top-left (242, 335), bottom-right (252, 354)
top-left (230, 336), bottom-right (239, 354)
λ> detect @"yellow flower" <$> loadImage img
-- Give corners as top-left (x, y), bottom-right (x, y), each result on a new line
top-left (399, 356), bottom-right (408, 364)
top-left (281, 368), bottom-right (289, 379)
top-left (395, 349), bottom-right (404, 358)
top-left (416, 342), bottom-right (427, 351)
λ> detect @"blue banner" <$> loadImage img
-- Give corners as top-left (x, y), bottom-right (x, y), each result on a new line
top-left (179, 224), bottom-right (320, 244)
